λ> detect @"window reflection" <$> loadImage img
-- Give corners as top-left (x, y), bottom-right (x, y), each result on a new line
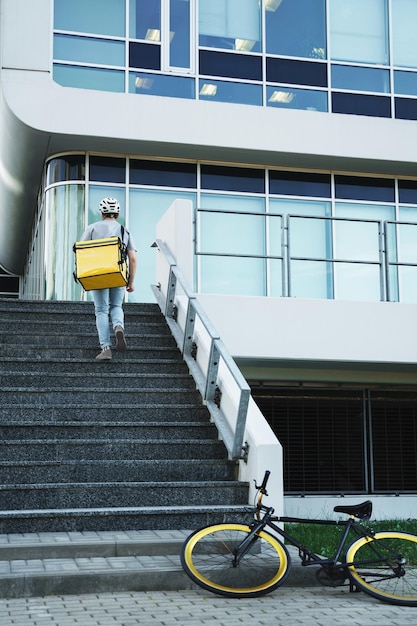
top-left (44, 185), bottom-right (85, 301)
top-left (90, 156), bottom-right (126, 183)
top-left (47, 156), bottom-right (85, 184)
top-left (392, 0), bottom-right (417, 69)
top-left (267, 86), bottom-right (327, 112)
top-left (201, 167), bottom-right (264, 193)
top-left (329, 0), bottom-right (389, 65)
top-left (199, 256), bottom-right (266, 295)
top-left (170, 0), bottom-right (191, 68)
top-left (129, 42), bottom-right (160, 70)
top-left (54, 0), bottom-right (125, 37)
top-left (395, 71), bottom-right (417, 96)
top-left (129, 72), bottom-right (195, 98)
top-left (266, 58), bottom-right (327, 87)
top-left (199, 0), bottom-right (262, 53)
top-left (53, 65), bottom-right (125, 92)
top-left (54, 35), bottom-right (125, 66)
top-left (331, 65), bottom-right (390, 93)
top-left (334, 176), bottom-right (395, 202)
top-left (266, 0), bottom-right (326, 59)
top-left (332, 92), bottom-right (391, 117)
top-left (270, 172), bottom-right (331, 197)
top-left (130, 159), bottom-right (197, 187)
top-left (129, 189), bottom-right (196, 302)
top-left (200, 51), bottom-right (262, 81)
top-left (335, 263), bottom-right (381, 301)
top-left (199, 79), bottom-right (262, 106)
top-left (129, 0), bottom-right (161, 40)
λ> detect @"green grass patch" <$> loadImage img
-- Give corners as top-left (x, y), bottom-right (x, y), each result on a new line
top-left (284, 520), bottom-right (417, 559)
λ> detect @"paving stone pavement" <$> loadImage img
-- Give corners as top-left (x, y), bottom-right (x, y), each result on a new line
top-left (0, 586), bottom-right (416, 626)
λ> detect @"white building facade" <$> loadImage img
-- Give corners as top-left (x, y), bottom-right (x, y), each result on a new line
top-left (1, 0), bottom-right (417, 518)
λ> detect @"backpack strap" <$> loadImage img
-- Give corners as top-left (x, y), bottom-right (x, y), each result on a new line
top-left (120, 224), bottom-right (130, 247)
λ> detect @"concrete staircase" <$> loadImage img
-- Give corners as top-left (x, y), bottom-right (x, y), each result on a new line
top-left (0, 298), bottom-right (252, 596)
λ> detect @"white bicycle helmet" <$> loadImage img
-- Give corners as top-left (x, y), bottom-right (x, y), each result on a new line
top-left (99, 197), bottom-right (120, 215)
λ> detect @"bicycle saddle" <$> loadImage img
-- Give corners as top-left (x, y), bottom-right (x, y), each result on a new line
top-left (333, 500), bottom-right (372, 520)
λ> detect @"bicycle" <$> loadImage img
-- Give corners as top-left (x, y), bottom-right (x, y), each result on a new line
top-left (181, 470), bottom-right (417, 606)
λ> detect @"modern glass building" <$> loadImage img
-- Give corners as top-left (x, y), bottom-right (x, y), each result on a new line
top-left (2, 0), bottom-right (417, 516)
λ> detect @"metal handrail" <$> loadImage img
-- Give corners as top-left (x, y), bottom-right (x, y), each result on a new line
top-left (151, 238), bottom-right (250, 461)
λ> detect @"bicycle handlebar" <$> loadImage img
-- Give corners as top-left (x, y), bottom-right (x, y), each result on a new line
top-left (255, 470), bottom-right (271, 494)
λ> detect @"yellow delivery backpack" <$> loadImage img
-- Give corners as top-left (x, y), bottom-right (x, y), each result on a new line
top-left (73, 235), bottom-right (128, 291)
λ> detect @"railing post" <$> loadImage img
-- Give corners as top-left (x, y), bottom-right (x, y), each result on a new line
top-left (165, 265), bottom-right (177, 319)
top-left (231, 388), bottom-right (250, 460)
top-left (152, 237), bottom-right (251, 462)
top-left (182, 298), bottom-right (197, 358)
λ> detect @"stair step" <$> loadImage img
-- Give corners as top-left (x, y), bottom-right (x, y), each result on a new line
top-left (0, 358), bottom-right (186, 374)
top-left (0, 481), bottom-right (249, 509)
top-left (0, 505), bottom-right (253, 533)
top-left (0, 459), bottom-right (238, 484)
top-left (0, 440), bottom-right (228, 461)
top-left (0, 388), bottom-right (203, 405)
top-left (1, 372), bottom-right (197, 390)
top-left (0, 404), bottom-right (210, 422)
top-left (0, 346), bottom-right (182, 359)
top-left (0, 422), bottom-right (216, 440)
top-left (0, 333), bottom-right (177, 348)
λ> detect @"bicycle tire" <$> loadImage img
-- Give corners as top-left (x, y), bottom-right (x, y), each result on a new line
top-left (346, 531), bottom-right (417, 606)
top-left (180, 523), bottom-right (290, 598)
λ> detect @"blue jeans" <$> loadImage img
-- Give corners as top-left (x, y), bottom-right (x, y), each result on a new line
top-left (91, 286), bottom-right (125, 348)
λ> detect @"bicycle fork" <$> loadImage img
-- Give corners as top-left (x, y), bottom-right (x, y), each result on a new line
top-left (231, 520), bottom-right (268, 567)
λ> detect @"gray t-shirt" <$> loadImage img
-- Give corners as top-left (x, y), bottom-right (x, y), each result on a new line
top-left (80, 220), bottom-right (136, 251)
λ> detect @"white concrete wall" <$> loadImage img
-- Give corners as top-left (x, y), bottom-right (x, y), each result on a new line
top-left (155, 201), bottom-right (284, 512)
top-left (285, 494), bottom-right (417, 522)
top-left (196, 294), bottom-right (417, 368)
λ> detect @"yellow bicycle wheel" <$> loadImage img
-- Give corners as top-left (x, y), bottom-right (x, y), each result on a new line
top-left (346, 531), bottom-right (417, 606)
top-left (180, 523), bottom-right (290, 598)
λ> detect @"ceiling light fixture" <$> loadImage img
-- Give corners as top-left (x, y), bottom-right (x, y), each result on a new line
top-left (265, 0), bottom-right (284, 12)
top-left (145, 29), bottom-right (160, 41)
top-left (200, 83), bottom-right (217, 96)
top-left (268, 90), bottom-right (294, 103)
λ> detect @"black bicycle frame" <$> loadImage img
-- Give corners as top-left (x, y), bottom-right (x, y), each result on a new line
top-left (237, 506), bottom-right (376, 571)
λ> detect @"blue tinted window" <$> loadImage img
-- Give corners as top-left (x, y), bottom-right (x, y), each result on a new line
top-left (266, 0), bottom-right (326, 59)
top-left (47, 156), bottom-right (85, 184)
top-left (129, 72), bottom-right (195, 99)
top-left (395, 71), bottom-right (417, 97)
top-left (335, 176), bottom-right (395, 202)
top-left (90, 157), bottom-right (125, 183)
top-left (170, 0), bottom-right (191, 68)
top-left (130, 160), bottom-right (197, 187)
top-left (53, 64), bottom-right (125, 92)
top-left (399, 180), bottom-right (417, 204)
top-left (267, 58), bottom-right (327, 88)
top-left (270, 172), bottom-right (331, 198)
top-left (54, 35), bottom-right (125, 66)
top-left (199, 51), bottom-right (262, 81)
top-left (331, 65), bottom-right (390, 93)
top-left (129, 0), bottom-right (160, 40)
top-left (54, 0), bottom-right (125, 37)
top-left (267, 86), bottom-right (327, 112)
top-left (332, 92), bottom-right (391, 117)
top-left (199, 0), bottom-right (261, 53)
top-left (129, 42), bottom-right (160, 70)
top-left (201, 166), bottom-right (265, 193)
top-left (395, 98), bottom-right (417, 121)
top-left (199, 79), bottom-right (262, 106)
top-left (329, 0), bottom-right (389, 65)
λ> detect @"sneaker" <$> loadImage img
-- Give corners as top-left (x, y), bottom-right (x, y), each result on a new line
top-left (115, 325), bottom-right (127, 352)
top-left (95, 347), bottom-right (112, 361)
